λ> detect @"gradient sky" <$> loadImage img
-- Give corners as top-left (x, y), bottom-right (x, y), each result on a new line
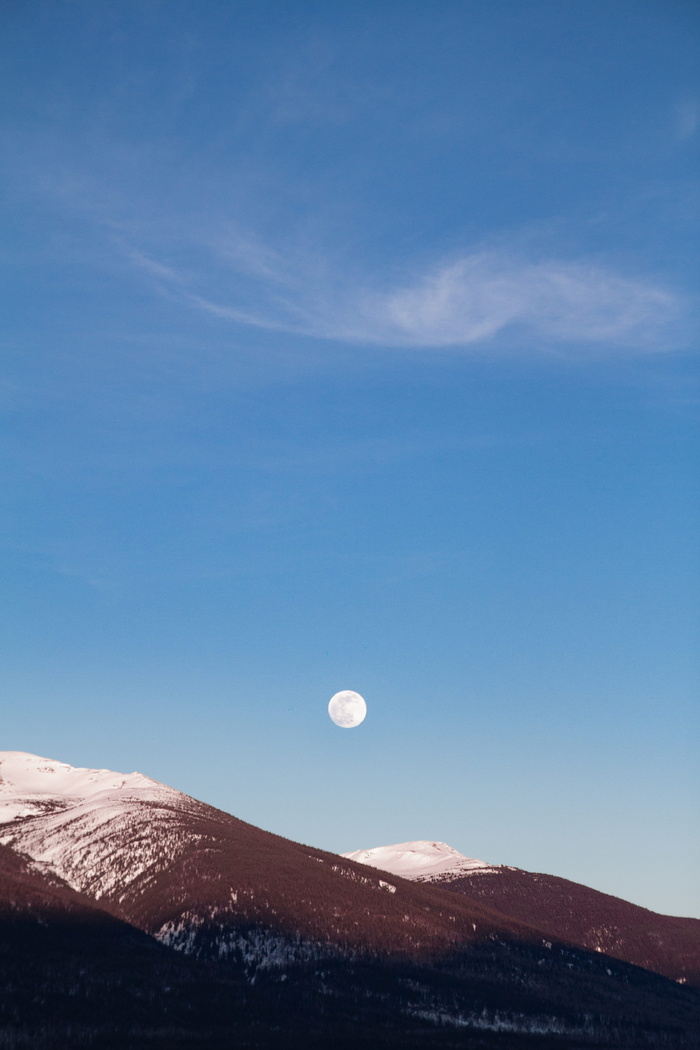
top-left (2, 1), bottom-right (698, 917)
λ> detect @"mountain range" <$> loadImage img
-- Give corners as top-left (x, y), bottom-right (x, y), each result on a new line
top-left (342, 840), bottom-right (700, 986)
top-left (0, 750), bottom-right (698, 1049)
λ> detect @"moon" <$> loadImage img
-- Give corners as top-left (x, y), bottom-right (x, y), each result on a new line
top-left (328, 690), bottom-right (367, 729)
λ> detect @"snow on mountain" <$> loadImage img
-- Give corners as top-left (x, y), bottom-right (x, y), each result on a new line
top-left (0, 751), bottom-right (190, 900)
top-left (342, 838), bottom-right (700, 988)
top-left (341, 840), bottom-right (494, 881)
top-left (2, 747), bottom-right (699, 1036)
top-left (0, 751), bottom-right (168, 821)
top-left (0, 751), bottom-right (534, 973)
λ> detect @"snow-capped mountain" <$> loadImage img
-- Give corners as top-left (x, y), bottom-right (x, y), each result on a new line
top-left (341, 840), bottom-right (493, 881)
top-left (0, 752), bottom-right (528, 968)
top-left (1, 752), bottom-right (699, 1049)
top-left (0, 751), bottom-right (195, 903)
top-left (346, 839), bottom-right (700, 987)
top-left (0, 750), bottom-right (167, 814)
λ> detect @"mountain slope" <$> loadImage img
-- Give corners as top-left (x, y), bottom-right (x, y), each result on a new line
top-left (2, 753), bottom-right (699, 1049)
top-left (0, 842), bottom-right (252, 1049)
top-left (0, 753), bottom-right (533, 964)
top-left (437, 866), bottom-right (700, 988)
top-left (0, 838), bottom-right (127, 926)
top-left (344, 840), bottom-right (700, 986)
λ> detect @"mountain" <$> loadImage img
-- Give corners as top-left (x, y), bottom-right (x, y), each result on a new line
top-left (342, 840), bottom-right (491, 879)
top-left (0, 836), bottom-right (128, 926)
top-left (0, 752), bottom-right (532, 964)
top-left (1, 752), bottom-right (699, 1049)
top-left (343, 840), bottom-right (700, 987)
top-left (0, 841), bottom-right (252, 1049)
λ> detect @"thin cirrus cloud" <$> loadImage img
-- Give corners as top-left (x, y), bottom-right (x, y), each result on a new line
top-left (132, 238), bottom-right (682, 354)
top-left (358, 254), bottom-right (679, 349)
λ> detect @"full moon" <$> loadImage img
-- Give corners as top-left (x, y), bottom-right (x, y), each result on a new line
top-left (328, 690), bottom-right (367, 729)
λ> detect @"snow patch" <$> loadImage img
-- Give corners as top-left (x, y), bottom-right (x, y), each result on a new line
top-left (0, 751), bottom-right (192, 899)
top-left (0, 751), bottom-right (164, 807)
top-left (409, 1006), bottom-right (596, 1037)
top-left (341, 840), bottom-right (491, 881)
top-left (156, 918), bottom-right (341, 973)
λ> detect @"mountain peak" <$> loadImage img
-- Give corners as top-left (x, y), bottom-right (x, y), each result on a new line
top-left (341, 840), bottom-right (491, 881)
top-left (0, 750), bottom-right (173, 825)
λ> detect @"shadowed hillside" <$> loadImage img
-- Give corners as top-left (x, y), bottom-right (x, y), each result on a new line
top-left (432, 867), bottom-right (700, 987)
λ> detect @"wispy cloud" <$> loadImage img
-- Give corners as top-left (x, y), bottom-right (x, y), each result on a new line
top-left (359, 254), bottom-right (678, 349)
top-left (128, 236), bottom-right (682, 355)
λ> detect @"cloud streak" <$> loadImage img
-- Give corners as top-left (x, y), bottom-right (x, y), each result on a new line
top-left (129, 239), bottom-right (682, 355)
top-left (363, 254), bottom-right (679, 349)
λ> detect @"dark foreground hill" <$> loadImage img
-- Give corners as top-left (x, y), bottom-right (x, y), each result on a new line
top-left (0, 753), bottom-right (698, 1049)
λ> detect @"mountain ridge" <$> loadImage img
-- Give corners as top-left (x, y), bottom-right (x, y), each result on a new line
top-left (0, 752), bottom-right (538, 962)
top-left (345, 839), bottom-right (700, 986)
top-left (1, 751), bottom-right (698, 1049)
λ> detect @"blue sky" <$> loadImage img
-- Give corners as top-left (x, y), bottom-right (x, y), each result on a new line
top-left (1, 1), bottom-right (698, 916)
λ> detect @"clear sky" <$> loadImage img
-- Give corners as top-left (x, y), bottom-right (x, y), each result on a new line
top-left (1, 1), bottom-right (698, 917)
